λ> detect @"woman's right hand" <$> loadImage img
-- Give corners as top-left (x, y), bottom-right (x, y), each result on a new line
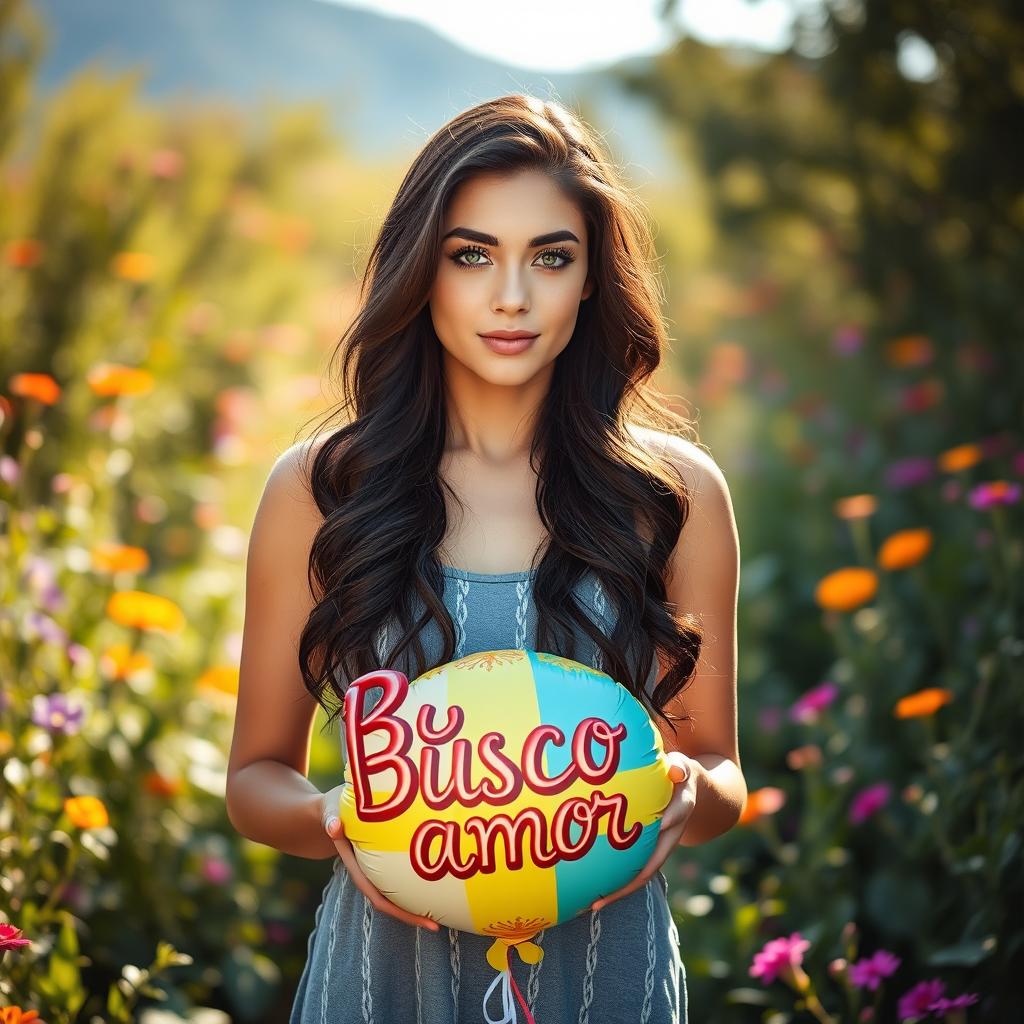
top-left (320, 783), bottom-right (441, 933)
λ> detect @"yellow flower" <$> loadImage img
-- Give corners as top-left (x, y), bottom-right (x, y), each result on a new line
top-left (894, 688), bottom-right (954, 718)
top-left (106, 590), bottom-right (185, 632)
top-left (86, 363), bottom-right (155, 397)
top-left (878, 528), bottom-right (933, 570)
top-left (197, 665), bottom-right (240, 696)
top-left (91, 542), bottom-right (150, 574)
top-left (111, 251), bottom-right (154, 282)
top-left (99, 642), bottom-right (153, 680)
top-left (64, 795), bottom-right (109, 829)
top-left (938, 443), bottom-right (982, 472)
top-left (814, 567), bottom-right (878, 612)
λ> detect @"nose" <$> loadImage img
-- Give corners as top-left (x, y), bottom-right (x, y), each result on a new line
top-left (491, 266), bottom-right (530, 314)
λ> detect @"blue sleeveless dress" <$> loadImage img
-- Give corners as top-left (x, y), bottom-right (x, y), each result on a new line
top-left (289, 564), bottom-right (688, 1023)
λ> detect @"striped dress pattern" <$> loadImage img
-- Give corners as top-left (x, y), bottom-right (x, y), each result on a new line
top-left (289, 564), bottom-right (688, 1024)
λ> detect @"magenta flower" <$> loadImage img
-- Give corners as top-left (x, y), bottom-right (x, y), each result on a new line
top-left (31, 692), bottom-right (85, 736)
top-left (899, 979), bottom-right (946, 1021)
top-left (930, 993), bottom-right (979, 1013)
top-left (849, 782), bottom-right (891, 824)
top-left (0, 922), bottom-right (32, 951)
top-left (789, 681), bottom-right (839, 724)
top-left (968, 480), bottom-right (1022, 509)
top-left (849, 949), bottom-right (901, 990)
top-left (884, 456), bottom-right (935, 489)
top-left (749, 931), bottom-right (811, 986)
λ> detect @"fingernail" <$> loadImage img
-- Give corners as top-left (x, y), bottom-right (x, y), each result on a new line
top-left (327, 817), bottom-right (339, 832)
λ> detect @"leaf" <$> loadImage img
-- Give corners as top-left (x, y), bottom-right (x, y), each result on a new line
top-left (926, 938), bottom-right (994, 967)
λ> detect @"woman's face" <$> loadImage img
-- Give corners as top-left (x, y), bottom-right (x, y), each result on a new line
top-left (429, 169), bottom-right (594, 387)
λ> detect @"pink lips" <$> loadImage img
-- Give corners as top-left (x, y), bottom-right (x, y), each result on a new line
top-left (479, 331), bottom-right (539, 355)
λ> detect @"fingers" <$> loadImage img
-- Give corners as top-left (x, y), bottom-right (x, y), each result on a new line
top-left (329, 819), bottom-right (440, 933)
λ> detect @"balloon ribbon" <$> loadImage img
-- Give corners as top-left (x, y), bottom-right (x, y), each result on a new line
top-left (482, 935), bottom-right (544, 1023)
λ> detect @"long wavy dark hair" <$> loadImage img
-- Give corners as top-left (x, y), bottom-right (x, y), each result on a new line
top-left (296, 93), bottom-right (704, 737)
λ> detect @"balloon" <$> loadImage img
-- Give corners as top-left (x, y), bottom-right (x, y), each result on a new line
top-left (338, 647), bottom-right (675, 1009)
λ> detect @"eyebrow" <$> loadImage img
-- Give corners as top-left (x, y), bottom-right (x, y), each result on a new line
top-left (441, 227), bottom-right (581, 247)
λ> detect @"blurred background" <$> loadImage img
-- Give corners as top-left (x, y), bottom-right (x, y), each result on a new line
top-left (1, 0), bottom-right (1021, 1021)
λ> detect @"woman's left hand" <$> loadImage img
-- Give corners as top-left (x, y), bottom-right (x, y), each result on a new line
top-left (588, 750), bottom-right (699, 913)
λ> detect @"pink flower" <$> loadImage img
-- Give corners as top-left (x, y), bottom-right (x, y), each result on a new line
top-left (849, 782), bottom-right (891, 824)
top-left (930, 993), bottom-right (979, 1013)
top-left (789, 681), bottom-right (839, 724)
top-left (849, 949), bottom-right (901, 991)
top-left (899, 979), bottom-right (945, 1021)
top-left (968, 480), bottom-right (1022, 509)
top-left (749, 931), bottom-right (811, 988)
top-left (200, 855), bottom-right (233, 885)
top-left (0, 922), bottom-right (32, 951)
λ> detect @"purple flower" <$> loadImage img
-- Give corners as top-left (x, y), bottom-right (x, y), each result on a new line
top-left (31, 692), bottom-right (85, 736)
top-left (898, 979), bottom-right (945, 1021)
top-left (849, 782), bottom-right (891, 825)
top-left (789, 681), bottom-right (840, 724)
top-left (24, 609), bottom-right (68, 647)
top-left (849, 949), bottom-right (901, 991)
top-left (884, 457), bottom-right (935, 490)
top-left (832, 325), bottom-right (864, 356)
top-left (749, 931), bottom-right (811, 986)
top-left (967, 480), bottom-right (1022, 510)
top-left (930, 993), bottom-right (979, 1013)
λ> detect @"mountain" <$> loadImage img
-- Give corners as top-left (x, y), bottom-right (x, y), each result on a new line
top-left (25, 0), bottom-right (679, 181)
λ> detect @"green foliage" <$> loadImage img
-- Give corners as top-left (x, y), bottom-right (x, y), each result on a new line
top-left (1, 0), bottom-right (1020, 1021)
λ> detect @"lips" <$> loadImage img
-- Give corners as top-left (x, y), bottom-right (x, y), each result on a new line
top-left (478, 331), bottom-right (539, 340)
top-left (479, 332), bottom-right (538, 355)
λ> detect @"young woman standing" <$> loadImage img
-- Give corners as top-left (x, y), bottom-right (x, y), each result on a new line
top-left (226, 93), bottom-right (746, 1024)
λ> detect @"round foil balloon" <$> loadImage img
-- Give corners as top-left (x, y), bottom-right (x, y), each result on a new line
top-left (338, 649), bottom-right (674, 975)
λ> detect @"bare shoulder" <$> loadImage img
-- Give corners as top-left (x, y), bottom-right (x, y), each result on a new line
top-left (626, 424), bottom-right (727, 498)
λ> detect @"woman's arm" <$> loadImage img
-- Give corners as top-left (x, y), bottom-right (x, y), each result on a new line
top-left (653, 435), bottom-right (747, 846)
top-left (225, 442), bottom-right (337, 860)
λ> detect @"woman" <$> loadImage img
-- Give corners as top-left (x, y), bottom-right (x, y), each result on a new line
top-left (226, 93), bottom-right (746, 1024)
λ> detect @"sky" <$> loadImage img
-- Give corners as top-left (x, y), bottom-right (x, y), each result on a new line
top-left (317, 0), bottom-right (809, 72)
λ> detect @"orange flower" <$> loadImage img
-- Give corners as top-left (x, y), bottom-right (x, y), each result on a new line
top-left (814, 567), bottom-right (878, 612)
top-left (885, 334), bottom-right (934, 368)
top-left (106, 590), bottom-right (185, 632)
top-left (197, 665), bottom-right (239, 696)
top-left (111, 251), bottom-right (154, 282)
top-left (99, 642), bottom-right (153, 680)
top-left (0, 730), bottom-right (13, 757)
top-left (86, 363), bottom-right (155, 397)
top-left (834, 494), bottom-right (877, 520)
top-left (878, 528), bottom-right (933, 570)
top-left (4, 237), bottom-right (44, 267)
top-left (9, 373), bottom-right (61, 405)
top-left (786, 744), bottom-right (823, 770)
top-left (0, 1008), bottom-right (43, 1023)
top-left (142, 771), bottom-right (184, 797)
top-left (64, 795), bottom-right (109, 829)
top-left (91, 541), bottom-right (150, 574)
top-left (738, 786), bottom-right (786, 825)
top-left (938, 443), bottom-right (982, 472)
top-left (894, 687), bottom-right (954, 718)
